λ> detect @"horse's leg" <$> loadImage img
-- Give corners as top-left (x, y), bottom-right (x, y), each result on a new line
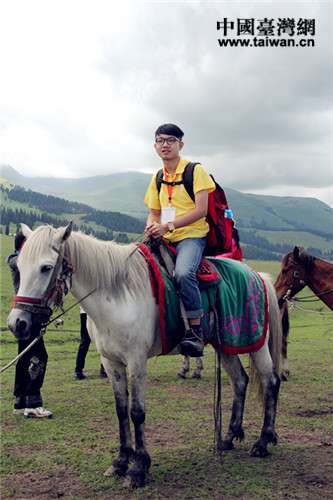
top-left (191, 356), bottom-right (203, 379)
top-left (249, 344), bottom-right (281, 457)
top-left (220, 353), bottom-right (249, 450)
top-left (123, 360), bottom-right (151, 489)
top-left (177, 355), bottom-right (190, 378)
top-left (281, 336), bottom-right (289, 381)
top-left (281, 303), bottom-right (290, 381)
top-left (103, 359), bottom-right (134, 478)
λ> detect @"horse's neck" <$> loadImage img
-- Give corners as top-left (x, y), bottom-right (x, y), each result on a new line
top-left (307, 259), bottom-right (333, 309)
top-left (66, 232), bottom-right (149, 308)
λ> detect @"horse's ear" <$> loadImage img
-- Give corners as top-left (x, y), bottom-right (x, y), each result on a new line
top-left (293, 246), bottom-right (301, 259)
top-left (63, 221), bottom-right (73, 241)
top-left (20, 223), bottom-right (33, 239)
top-left (55, 221), bottom-right (73, 245)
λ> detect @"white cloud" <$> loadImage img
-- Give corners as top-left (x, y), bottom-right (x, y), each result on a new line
top-left (1, 0), bottom-right (332, 206)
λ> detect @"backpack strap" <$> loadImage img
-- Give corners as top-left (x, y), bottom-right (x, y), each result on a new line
top-left (156, 169), bottom-right (164, 193)
top-left (182, 162), bottom-right (198, 201)
top-left (156, 162), bottom-right (199, 202)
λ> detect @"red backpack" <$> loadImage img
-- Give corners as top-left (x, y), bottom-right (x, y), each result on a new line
top-left (156, 162), bottom-right (234, 256)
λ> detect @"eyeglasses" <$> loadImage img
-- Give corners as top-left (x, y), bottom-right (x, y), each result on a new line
top-left (155, 136), bottom-right (181, 146)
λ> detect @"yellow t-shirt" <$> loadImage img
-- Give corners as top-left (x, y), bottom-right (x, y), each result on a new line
top-left (144, 157), bottom-right (216, 242)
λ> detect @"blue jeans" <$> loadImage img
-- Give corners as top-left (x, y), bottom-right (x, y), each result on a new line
top-left (171, 237), bottom-right (206, 319)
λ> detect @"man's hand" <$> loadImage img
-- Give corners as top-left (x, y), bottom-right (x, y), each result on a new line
top-left (145, 221), bottom-right (168, 238)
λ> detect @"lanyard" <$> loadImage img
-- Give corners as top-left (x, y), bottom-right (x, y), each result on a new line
top-left (164, 167), bottom-right (176, 207)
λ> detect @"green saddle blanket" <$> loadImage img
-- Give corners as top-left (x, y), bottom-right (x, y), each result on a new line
top-left (139, 245), bottom-right (268, 355)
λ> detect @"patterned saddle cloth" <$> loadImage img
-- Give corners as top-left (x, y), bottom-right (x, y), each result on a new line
top-left (139, 242), bottom-right (268, 356)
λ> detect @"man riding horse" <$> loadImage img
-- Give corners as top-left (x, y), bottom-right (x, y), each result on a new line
top-left (144, 123), bottom-right (215, 357)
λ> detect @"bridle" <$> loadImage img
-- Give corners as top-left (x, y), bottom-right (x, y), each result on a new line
top-left (12, 241), bottom-right (75, 323)
top-left (281, 256), bottom-right (306, 302)
top-left (281, 254), bottom-right (333, 304)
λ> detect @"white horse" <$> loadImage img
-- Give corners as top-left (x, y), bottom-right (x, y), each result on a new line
top-left (7, 223), bottom-right (282, 489)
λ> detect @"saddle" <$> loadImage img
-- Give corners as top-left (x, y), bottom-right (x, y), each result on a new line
top-left (138, 240), bottom-right (268, 356)
top-left (143, 240), bottom-right (222, 291)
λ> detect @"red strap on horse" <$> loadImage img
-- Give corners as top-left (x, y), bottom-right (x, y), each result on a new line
top-left (13, 296), bottom-right (41, 307)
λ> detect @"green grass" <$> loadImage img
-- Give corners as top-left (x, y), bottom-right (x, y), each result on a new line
top-left (1, 234), bottom-right (333, 499)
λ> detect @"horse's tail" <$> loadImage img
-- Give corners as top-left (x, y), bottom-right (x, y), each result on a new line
top-left (265, 274), bottom-right (282, 377)
top-left (249, 273), bottom-right (282, 402)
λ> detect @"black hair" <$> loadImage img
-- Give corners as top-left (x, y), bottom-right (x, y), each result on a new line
top-left (155, 124), bottom-right (184, 140)
top-left (14, 231), bottom-right (26, 252)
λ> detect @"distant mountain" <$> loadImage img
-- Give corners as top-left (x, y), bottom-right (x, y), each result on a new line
top-left (1, 165), bottom-right (150, 217)
top-left (225, 188), bottom-right (333, 235)
top-left (1, 165), bottom-right (333, 260)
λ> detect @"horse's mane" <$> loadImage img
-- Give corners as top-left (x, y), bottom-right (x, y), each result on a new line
top-left (283, 249), bottom-right (315, 274)
top-left (19, 225), bottom-right (149, 299)
top-left (299, 251), bottom-right (316, 273)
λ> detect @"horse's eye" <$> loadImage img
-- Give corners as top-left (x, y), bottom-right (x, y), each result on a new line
top-left (41, 265), bottom-right (53, 273)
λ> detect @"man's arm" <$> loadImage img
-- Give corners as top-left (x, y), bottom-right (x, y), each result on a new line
top-left (145, 190), bottom-right (208, 238)
top-left (145, 208), bottom-right (161, 234)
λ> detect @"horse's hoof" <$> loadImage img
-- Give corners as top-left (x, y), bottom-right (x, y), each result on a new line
top-left (177, 371), bottom-right (186, 379)
top-left (123, 470), bottom-right (146, 489)
top-left (104, 465), bottom-right (116, 477)
top-left (271, 433), bottom-right (278, 446)
top-left (191, 372), bottom-right (201, 379)
top-left (104, 460), bottom-right (128, 477)
top-left (250, 443), bottom-right (270, 457)
top-left (221, 440), bottom-right (234, 451)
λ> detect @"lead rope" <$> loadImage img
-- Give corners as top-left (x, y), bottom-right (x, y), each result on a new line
top-left (158, 241), bottom-right (223, 454)
top-left (0, 289), bottom-right (96, 374)
top-left (288, 298), bottom-right (333, 315)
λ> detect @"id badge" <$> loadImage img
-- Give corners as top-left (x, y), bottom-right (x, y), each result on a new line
top-left (161, 207), bottom-right (176, 224)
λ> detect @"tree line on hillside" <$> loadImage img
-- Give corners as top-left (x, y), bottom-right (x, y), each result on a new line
top-left (2, 186), bottom-right (145, 234)
top-left (0, 207), bottom-right (131, 243)
top-left (238, 229), bottom-right (333, 261)
top-left (6, 185), bottom-right (92, 215)
top-left (236, 218), bottom-right (333, 240)
top-left (81, 210), bottom-right (145, 234)
top-left (239, 230), bottom-right (292, 255)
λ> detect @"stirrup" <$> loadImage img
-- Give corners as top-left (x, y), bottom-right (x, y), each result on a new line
top-left (179, 328), bottom-right (204, 357)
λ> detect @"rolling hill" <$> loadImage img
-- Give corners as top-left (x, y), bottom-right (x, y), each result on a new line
top-left (1, 165), bottom-right (332, 260)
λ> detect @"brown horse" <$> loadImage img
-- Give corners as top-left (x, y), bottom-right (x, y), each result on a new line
top-left (274, 246), bottom-right (333, 379)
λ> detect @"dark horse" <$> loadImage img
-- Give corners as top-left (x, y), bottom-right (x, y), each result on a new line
top-left (274, 246), bottom-right (333, 379)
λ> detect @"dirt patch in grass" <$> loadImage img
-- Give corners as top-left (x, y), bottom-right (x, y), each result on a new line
top-left (3, 467), bottom-right (96, 500)
top-left (2, 362), bottom-right (333, 499)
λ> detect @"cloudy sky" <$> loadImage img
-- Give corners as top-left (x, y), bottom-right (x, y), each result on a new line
top-left (1, 0), bottom-right (333, 206)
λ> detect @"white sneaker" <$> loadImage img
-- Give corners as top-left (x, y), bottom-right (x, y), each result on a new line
top-left (13, 408), bottom-right (26, 415)
top-left (24, 407), bottom-right (53, 418)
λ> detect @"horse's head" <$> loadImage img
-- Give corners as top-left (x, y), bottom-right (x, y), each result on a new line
top-left (7, 222), bottom-right (73, 340)
top-left (274, 246), bottom-right (308, 305)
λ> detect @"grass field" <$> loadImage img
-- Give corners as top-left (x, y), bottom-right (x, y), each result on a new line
top-left (1, 234), bottom-right (333, 499)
